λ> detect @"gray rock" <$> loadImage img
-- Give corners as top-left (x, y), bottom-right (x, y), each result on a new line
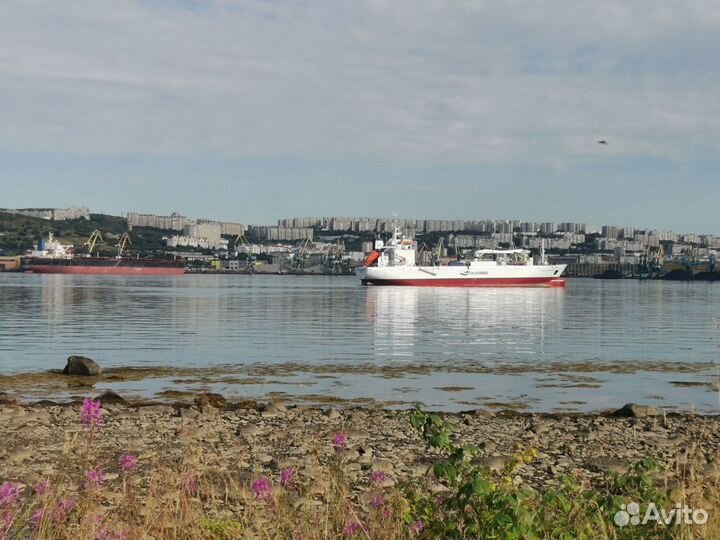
top-left (371, 458), bottom-right (394, 472)
top-left (8, 447), bottom-right (33, 462)
top-left (479, 455), bottom-right (507, 472)
top-left (238, 424), bottom-right (261, 437)
top-left (63, 355), bottom-right (102, 376)
top-left (266, 400), bottom-right (287, 413)
top-left (587, 456), bottom-right (629, 474)
top-left (194, 392), bottom-right (226, 409)
top-left (178, 407), bottom-right (201, 420)
top-left (96, 390), bottom-right (126, 405)
top-left (346, 428), bottom-right (370, 441)
top-left (0, 393), bottom-right (20, 406)
top-left (325, 408), bottom-right (341, 420)
top-left (612, 403), bottom-right (659, 418)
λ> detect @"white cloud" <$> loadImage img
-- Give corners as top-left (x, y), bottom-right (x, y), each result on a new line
top-left (0, 0), bottom-right (718, 164)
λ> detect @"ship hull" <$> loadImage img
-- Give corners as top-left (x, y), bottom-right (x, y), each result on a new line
top-left (357, 264), bottom-right (567, 287)
top-left (23, 258), bottom-right (185, 275)
top-left (361, 277), bottom-right (566, 287)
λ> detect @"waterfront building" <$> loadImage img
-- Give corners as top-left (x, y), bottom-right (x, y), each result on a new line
top-left (166, 235), bottom-right (211, 249)
top-left (184, 222), bottom-right (222, 248)
top-left (249, 226), bottom-right (314, 241)
top-left (127, 212), bottom-right (192, 231)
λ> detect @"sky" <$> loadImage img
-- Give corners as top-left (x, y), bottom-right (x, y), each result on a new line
top-left (0, 0), bottom-right (719, 233)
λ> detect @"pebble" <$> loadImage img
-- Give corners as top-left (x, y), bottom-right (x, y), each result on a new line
top-left (1, 401), bottom-right (719, 497)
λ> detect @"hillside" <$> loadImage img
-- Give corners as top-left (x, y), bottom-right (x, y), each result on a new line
top-left (0, 212), bottom-right (169, 256)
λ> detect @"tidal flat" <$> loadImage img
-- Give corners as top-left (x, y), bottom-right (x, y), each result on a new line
top-left (1, 359), bottom-right (717, 413)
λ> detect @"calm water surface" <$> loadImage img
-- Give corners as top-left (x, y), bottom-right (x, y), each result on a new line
top-left (0, 274), bottom-right (718, 412)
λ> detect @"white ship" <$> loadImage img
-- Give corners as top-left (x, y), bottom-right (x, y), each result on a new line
top-left (356, 228), bottom-right (566, 287)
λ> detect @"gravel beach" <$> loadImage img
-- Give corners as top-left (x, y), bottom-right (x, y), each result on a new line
top-left (2, 394), bottom-right (719, 494)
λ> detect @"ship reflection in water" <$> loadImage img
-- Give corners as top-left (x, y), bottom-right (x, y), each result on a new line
top-left (365, 286), bottom-right (564, 364)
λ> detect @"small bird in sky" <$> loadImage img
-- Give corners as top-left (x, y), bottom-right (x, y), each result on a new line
top-left (597, 140), bottom-right (608, 145)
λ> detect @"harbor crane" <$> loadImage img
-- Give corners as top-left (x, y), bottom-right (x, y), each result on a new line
top-left (328, 238), bottom-right (346, 274)
top-left (416, 241), bottom-right (431, 266)
top-left (638, 245), bottom-right (665, 278)
top-left (234, 232), bottom-right (257, 274)
top-left (84, 229), bottom-right (103, 256)
top-left (290, 236), bottom-right (313, 270)
top-left (431, 237), bottom-right (445, 267)
top-left (116, 232), bottom-right (131, 258)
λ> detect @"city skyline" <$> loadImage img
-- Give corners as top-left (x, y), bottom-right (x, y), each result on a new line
top-left (5, 206), bottom-right (718, 241)
top-left (1, 2), bottom-right (719, 233)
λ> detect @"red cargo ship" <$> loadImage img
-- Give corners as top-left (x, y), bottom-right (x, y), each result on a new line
top-left (23, 233), bottom-right (185, 275)
top-left (23, 258), bottom-right (186, 275)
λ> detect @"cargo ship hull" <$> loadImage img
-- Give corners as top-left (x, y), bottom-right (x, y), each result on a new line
top-left (357, 265), bottom-right (566, 287)
top-left (23, 258), bottom-right (185, 275)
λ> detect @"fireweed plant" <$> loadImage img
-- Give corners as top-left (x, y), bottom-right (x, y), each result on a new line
top-left (0, 402), bottom-right (718, 539)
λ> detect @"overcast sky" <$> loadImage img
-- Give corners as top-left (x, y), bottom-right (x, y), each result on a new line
top-left (1, 1), bottom-right (719, 232)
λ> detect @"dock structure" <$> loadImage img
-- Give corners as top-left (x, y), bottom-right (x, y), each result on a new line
top-left (0, 256), bottom-right (21, 271)
top-left (565, 262), bottom-right (637, 278)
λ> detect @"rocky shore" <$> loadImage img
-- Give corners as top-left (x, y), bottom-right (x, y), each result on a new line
top-left (2, 393), bottom-right (719, 496)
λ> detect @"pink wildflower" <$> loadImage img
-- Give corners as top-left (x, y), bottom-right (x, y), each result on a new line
top-left (119, 454), bottom-right (138, 474)
top-left (181, 475), bottom-right (198, 495)
top-left (80, 398), bottom-right (103, 427)
top-left (83, 468), bottom-right (105, 489)
top-left (251, 477), bottom-right (271, 499)
top-left (343, 521), bottom-right (364, 537)
top-left (369, 494), bottom-right (385, 508)
top-left (30, 508), bottom-right (45, 528)
top-left (279, 468), bottom-right (293, 487)
top-left (84, 514), bottom-right (103, 526)
top-left (34, 479), bottom-right (50, 497)
top-left (331, 432), bottom-right (348, 450)
top-left (381, 508), bottom-right (393, 519)
top-left (52, 498), bottom-right (77, 523)
top-left (408, 520), bottom-right (425, 535)
top-left (57, 498), bottom-right (76, 513)
top-left (0, 483), bottom-right (22, 506)
top-left (371, 471), bottom-right (388, 485)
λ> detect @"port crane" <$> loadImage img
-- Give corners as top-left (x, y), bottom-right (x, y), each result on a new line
top-left (116, 232), bottom-right (131, 258)
top-left (431, 237), bottom-right (445, 267)
top-left (290, 236), bottom-right (313, 270)
top-left (328, 238), bottom-right (347, 274)
top-left (84, 230), bottom-right (104, 256)
top-left (638, 245), bottom-right (665, 278)
top-left (416, 241), bottom-right (432, 266)
top-left (234, 233), bottom-right (257, 274)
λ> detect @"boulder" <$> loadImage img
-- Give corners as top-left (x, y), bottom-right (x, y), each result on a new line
top-left (63, 356), bottom-right (102, 376)
top-left (194, 392), bottom-right (227, 409)
top-left (612, 403), bottom-right (658, 418)
top-left (0, 392), bottom-right (20, 406)
top-left (96, 390), bottom-right (126, 405)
